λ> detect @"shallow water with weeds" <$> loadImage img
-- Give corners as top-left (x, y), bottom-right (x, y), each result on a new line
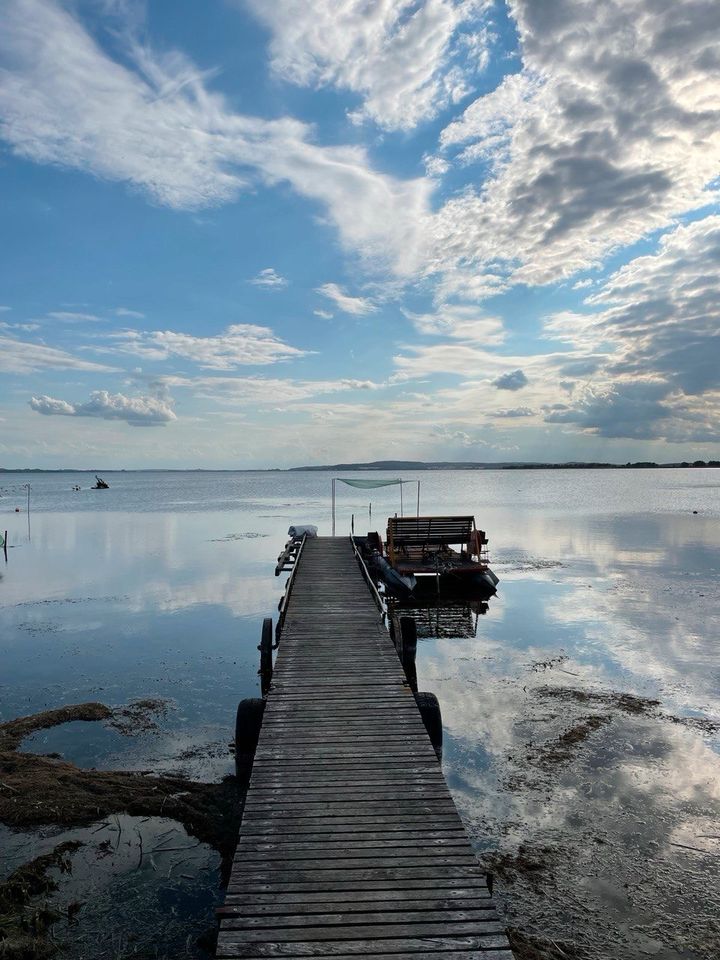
top-left (1, 469), bottom-right (719, 958)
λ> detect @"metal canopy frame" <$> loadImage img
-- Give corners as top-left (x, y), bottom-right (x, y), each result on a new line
top-left (331, 477), bottom-right (421, 536)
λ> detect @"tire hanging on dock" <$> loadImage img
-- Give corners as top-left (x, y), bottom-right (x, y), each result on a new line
top-left (415, 690), bottom-right (443, 760)
top-left (258, 617), bottom-right (273, 695)
top-left (234, 698), bottom-right (265, 775)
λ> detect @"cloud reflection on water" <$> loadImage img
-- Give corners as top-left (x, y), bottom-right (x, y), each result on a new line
top-left (412, 507), bottom-right (720, 959)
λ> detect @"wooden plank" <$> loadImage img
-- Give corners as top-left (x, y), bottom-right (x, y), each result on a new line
top-left (223, 889), bottom-right (490, 907)
top-left (253, 767), bottom-right (444, 796)
top-left (233, 853), bottom-right (481, 870)
top-left (218, 922), bottom-right (507, 942)
top-left (217, 943), bottom-right (512, 960)
top-left (235, 839), bottom-right (471, 855)
top-left (244, 786), bottom-right (450, 800)
top-left (228, 866), bottom-right (488, 885)
top-left (216, 936), bottom-right (512, 956)
top-left (252, 749), bottom-right (437, 760)
top-left (219, 910), bottom-right (500, 929)
top-left (239, 804), bottom-right (459, 821)
top-left (236, 831), bottom-right (467, 847)
top-left (238, 817), bottom-right (466, 836)
top-left (250, 763), bottom-right (442, 775)
top-left (220, 897), bottom-right (493, 914)
top-left (226, 879), bottom-right (489, 896)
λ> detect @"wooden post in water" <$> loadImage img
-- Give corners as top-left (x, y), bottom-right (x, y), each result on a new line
top-left (331, 478), bottom-right (336, 536)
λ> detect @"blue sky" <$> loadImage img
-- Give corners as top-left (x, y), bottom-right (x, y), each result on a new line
top-left (1, 0), bottom-right (719, 468)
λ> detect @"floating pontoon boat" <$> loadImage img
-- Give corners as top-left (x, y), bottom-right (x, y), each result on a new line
top-left (359, 515), bottom-right (499, 598)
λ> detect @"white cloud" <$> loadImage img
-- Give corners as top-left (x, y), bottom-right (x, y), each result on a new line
top-left (46, 311), bottom-right (103, 323)
top-left (313, 309), bottom-right (334, 320)
top-left (115, 307), bottom-right (145, 319)
top-left (441, 70), bottom-right (541, 161)
top-left (431, 267), bottom-right (507, 305)
top-left (109, 323), bottom-right (308, 370)
top-left (316, 283), bottom-right (377, 316)
top-left (161, 374), bottom-right (383, 405)
top-left (0, 321), bottom-right (40, 332)
top-left (430, 426), bottom-right (488, 448)
top-left (0, 336), bottom-right (118, 374)
top-left (402, 303), bottom-right (504, 344)
top-left (0, 0), bottom-right (431, 274)
top-left (434, 0), bottom-right (720, 286)
top-left (249, 267), bottom-right (287, 289)
top-left (30, 390), bottom-right (176, 426)
top-left (244, 0), bottom-right (490, 130)
top-left (393, 341), bottom-right (516, 379)
top-left (423, 154), bottom-right (450, 178)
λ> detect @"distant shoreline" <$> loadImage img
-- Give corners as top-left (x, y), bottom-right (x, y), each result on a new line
top-left (2, 460), bottom-right (719, 474)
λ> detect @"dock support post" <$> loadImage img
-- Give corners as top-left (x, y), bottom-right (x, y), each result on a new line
top-left (331, 478), bottom-right (336, 536)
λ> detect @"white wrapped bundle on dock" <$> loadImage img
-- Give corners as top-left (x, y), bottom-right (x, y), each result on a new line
top-left (288, 524), bottom-right (318, 539)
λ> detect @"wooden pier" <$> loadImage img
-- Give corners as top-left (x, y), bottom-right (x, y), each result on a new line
top-left (217, 536), bottom-right (514, 959)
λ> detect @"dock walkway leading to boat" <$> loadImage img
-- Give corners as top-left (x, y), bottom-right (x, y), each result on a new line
top-left (217, 536), bottom-right (514, 959)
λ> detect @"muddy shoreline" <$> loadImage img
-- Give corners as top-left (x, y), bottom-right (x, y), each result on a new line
top-left (0, 702), bottom-right (244, 959)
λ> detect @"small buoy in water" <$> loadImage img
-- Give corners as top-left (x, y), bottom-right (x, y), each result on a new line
top-left (15, 507), bottom-right (20, 512)
top-left (693, 510), bottom-right (698, 514)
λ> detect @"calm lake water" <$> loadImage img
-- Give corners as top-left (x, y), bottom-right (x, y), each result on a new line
top-left (1, 469), bottom-right (719, 959)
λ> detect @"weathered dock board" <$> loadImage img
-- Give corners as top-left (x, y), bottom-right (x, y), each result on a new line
top-left (217, 536), bottom-right (514, 959)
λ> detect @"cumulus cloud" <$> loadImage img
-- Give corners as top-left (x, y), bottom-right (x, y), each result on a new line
top-left (0, 336), bottom-right (117, 374)
top-left (587, 216), bottom-right (720, 396)
top-left (430, 426), bottom-right (488, 448)
top-left (108, 323), bottom-right (307, 369)
top-left (249, 267), bottom-right (287, 289)
top-left (494, 406), bottom-right (534, 418)
top-left (543, 215), bottom-right (720, 442)
top-left (244, 0), bottom-right (490, 130)
top-left (30, 390), bottom-right (177, 426)
top-left (435, 0), bottom-right (720, 286)
top-left (543, 382), bottom-right (671, 439)
top-left (0, 0), bottom-right (432, 274)
top-left (493, 369), bottom-right (528, 391)
top-left (316, 283), bottom-right (377, 316)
